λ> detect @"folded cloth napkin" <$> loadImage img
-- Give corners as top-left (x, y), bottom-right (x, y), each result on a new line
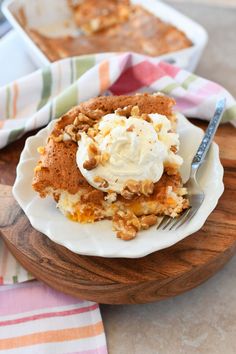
top-left (0, 52), bottom-right (236, 149)
top-left (0, 238), bottom-right (107, 353)
top-left (0, 281), bottom-right (107, 353)
top-left (0, 239), bottom-right (107, 353)
top-left (0, 236), bottom-right (107, 354)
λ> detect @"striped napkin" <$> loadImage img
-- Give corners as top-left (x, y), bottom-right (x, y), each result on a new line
top-left (0, 52), bottom-right (236, 149)
top-left (0, 282), bottom-right (107, 353)
top-left (0, 239), bottom-right (107, 353)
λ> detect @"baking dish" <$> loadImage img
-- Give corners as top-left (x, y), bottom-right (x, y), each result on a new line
top-left (2, 0), bottom-right (208, 71)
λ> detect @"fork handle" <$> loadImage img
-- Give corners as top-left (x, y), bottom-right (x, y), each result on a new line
top-left (191, 98), bottom-right (226, 171)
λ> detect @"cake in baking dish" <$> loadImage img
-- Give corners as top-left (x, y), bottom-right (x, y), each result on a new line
top-left (32, 93), bottom-right (189, 240)
top-left (16, 0), bottom-right (192, 62)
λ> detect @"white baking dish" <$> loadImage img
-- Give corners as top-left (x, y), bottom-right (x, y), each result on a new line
top-left (2, 0), bottom-right (208, 71)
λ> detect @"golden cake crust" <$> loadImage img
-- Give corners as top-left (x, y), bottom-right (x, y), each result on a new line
top-left (79, 94), bottom-right (176, 117)
top-left (54, 93), bottom-right (176, 133)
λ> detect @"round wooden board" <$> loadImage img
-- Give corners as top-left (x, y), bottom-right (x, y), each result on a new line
top-left (0, 121), bottom-right (236, 304)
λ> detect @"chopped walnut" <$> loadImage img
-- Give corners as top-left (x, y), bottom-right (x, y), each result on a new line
top-left (125, 180), bottom-right (140, 193)
top-left (141, 113), bottom-right (152, 123)
top-left (113, 209), bottom-right (141, 240)
top-left (88, 142), bottom-right (100, 157)
top-left (87, 127), bottom-right (98, 138)
top-left (104, 192), bottom-right (117, 203)
top-left (126, 124), bottom-right (135, 132)
top-left (65, 124), bottom-right (79, 142)
top-left (121, 189), bottom-right (135, 200)
top-left (102, 127), bottom-right (111, 136)
top-left (34, 164), bottom-right (42, 172)
top-left (117, 228), bottom-right (137, 240)
top-left (64, 113), bottom-right (93, 137)
top-left (170, 145), bottom-right (177, 153)
top-left (51, 134), bottom-right (64, 142)
top-left (131, 105), bottom-right (140, 117)
top-left (121, 179), bottom-right (154, 199)
top-left (93, 176), bottom-right (109, 188)
top-left (79, 113), bottom-right (93, 125)
top-left (80, 124), bottom-right (90, 132)
top-left (84, 109), bottom-right (104, 121)
top-left (177, 187), bottom-right (188, 196)
top-left (115, 105), bottom-right (133, 117)
top-left (100, 152), bottom-right (110, 166)
top-left (121, 179), bottom-right (140, 200)
top-left (37, 146), bottom-right (45, 154)
top-left (140, 180), bottom-right (154, 196)
top-left (164, 162), bottom-right (179, 175)
top-left (83, 157), bottom-right (98, 170)
top-left (74, 113), bottom-right (95, 127)
top-left (73, 116), bottom-right (80, 126)
top-left (139, 215), bottom-right (158, 230)
top-left (154, 123), bottom-right (163, 132)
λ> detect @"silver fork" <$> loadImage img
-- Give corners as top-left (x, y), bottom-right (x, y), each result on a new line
top-left (157, 98), bottom-right (226, 231)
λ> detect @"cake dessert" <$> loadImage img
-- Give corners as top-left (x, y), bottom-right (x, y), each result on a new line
top-left (68, 0), bottom-right (130, 35)
top-left (16, 0), bottom-right (192, 62)
top-left (32, 93), bottom-right (189, 240)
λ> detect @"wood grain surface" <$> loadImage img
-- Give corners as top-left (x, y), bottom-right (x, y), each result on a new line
top-left (0, 121), bottom-right (235, 304)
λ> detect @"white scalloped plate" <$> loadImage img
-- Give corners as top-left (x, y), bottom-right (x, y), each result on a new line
top-left (13, 114), bottom-right (224, 258)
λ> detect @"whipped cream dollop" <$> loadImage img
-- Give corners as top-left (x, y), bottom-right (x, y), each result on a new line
top-left (76, 113), bottom-right (182, 193)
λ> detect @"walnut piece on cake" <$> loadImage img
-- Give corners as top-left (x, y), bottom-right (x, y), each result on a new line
top-left (32, 93), bottom-right (189, 240)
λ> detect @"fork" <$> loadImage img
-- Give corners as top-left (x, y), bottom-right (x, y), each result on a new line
top-left (157, 97), bottom-right (226, 231)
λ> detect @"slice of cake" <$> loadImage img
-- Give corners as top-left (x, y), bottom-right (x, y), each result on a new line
top-left (32, 93), bottom-right (189, 240)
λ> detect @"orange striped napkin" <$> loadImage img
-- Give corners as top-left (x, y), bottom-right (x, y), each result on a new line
top-left (0, 281), bottom-right (107, 353)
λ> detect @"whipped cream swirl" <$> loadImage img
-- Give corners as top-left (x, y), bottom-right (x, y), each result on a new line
top-left (76, 113), bottom-right (182, 193)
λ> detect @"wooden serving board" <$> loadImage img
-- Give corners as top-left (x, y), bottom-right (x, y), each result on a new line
top-left (0, 121), bottom-right (236, 304)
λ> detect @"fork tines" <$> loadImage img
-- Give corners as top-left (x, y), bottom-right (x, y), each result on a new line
top-left (156, 207), bottom-right (198, 231)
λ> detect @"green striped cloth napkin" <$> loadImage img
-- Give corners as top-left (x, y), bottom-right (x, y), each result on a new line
top-left (0, 52), bottom-right (235, 150)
